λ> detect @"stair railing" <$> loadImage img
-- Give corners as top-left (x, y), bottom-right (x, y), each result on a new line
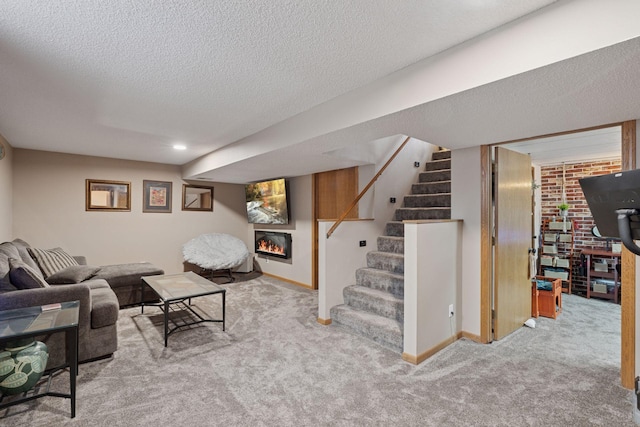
top-left (326, 135), bottom-right (412, 238)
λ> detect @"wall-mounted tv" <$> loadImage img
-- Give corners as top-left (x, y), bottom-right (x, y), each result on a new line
top-left (245, 178), bottom-right (290, 224)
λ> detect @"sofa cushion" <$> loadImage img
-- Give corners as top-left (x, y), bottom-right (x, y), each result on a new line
top-left (9, 258), bottom-right (50, 289)
top-left (82, 279), bottom-right (111, 290)
top-left (27, 247), bottom-right (79, 279)
top-left (90, 286), bottom-right (119, 328)
top-left (11, 239), bottom-right (40, 272)
top-left (46, 265), bottom-right (101, 284)
top-left (0, 242), bottom-right (19, 292)
top-left (93, 263), bottom-right (164, 289)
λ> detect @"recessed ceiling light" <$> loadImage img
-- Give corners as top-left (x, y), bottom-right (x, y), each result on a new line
top-left (173, 144), bottom-right (187, 150)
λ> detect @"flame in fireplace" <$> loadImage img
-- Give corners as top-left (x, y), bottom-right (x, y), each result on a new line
top-left (257, 238), bottom-right (285, 255)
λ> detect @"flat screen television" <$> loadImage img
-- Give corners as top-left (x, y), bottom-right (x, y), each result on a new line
top-left (245, 178), bottom-right (290, 224)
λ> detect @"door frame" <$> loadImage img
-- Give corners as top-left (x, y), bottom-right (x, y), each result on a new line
top-left (480, 121), bottom-right (636, 388)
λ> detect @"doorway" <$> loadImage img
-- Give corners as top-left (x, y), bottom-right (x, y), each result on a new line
top-left (481, 121), bottom-right (636, 388)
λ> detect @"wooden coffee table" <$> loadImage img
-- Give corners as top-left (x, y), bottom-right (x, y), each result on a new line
top-left (140, 272), bottom-right (225, 346)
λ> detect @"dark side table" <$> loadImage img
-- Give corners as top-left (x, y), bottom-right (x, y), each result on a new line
top-left (0, 300), bottom-right (79, 418)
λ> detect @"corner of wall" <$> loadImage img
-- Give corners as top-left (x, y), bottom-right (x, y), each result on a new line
top-left (0, 135), bottom-right (13, 241)
top-left (451, 146), bottom-right (483, 337)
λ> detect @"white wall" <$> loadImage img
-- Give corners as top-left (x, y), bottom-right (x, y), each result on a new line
top-left (451, 146), bottom-right (482, 337)
top-left (12, 149), bottom-right (248, 274)
top-left (0, 136), bottom-right (12, 242)
top-left (317, 220), bottom-right (374, 321)
top-left (251, 174), bottom-right (313, 286)
top-left (327, 135), bottom-right (435, 224)
top-left (404, 220), bottom-right (462, 358)
top-left (367, 137), bottom-right (435, 231)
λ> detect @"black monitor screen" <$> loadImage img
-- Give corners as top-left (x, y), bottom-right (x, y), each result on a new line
top-left (579, 169), bottom-right (640, 239)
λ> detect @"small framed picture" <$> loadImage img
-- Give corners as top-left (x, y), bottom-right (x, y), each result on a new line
top-left (182, 184), bottom-right (213, 211)
top-left (86, 179), bottom-right (131, 211)
top-left (143, 180), bottom-right (172, 213)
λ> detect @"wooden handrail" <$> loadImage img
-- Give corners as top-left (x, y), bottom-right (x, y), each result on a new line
top-left (326, 136), bottom-right (412, 238)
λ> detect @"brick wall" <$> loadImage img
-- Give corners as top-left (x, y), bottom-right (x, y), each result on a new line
top-left (539, 159), bottom-right (621, 292)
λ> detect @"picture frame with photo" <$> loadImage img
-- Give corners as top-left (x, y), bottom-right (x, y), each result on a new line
top-left (143, 180), bottom-right (172, 213)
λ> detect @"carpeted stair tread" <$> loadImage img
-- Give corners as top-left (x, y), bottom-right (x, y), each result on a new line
top-left (356, 267), bottom-right (404, 296)
top-left (377, 236), bottom-right (404, 254)
top-left (330, 304), bottom-right (403, 353)
top-left (403, 193), bottom-right (451, 208)
top-left (343, 285), bottom-right (404, 322)
top-left (424, 159), bottom-right (451, 171)
top-left (385, 221), bottom-right (404, 237)
top-left (367, 251), bottom-right (404, 274)
top-left (431, 150), bottom-right (451, 160)
top-left (419, 170), bottom-right (451, 183)
top-left (411, 181), bottom-right (451, 195)
top-left (394, 207), bottom-right (451, 221)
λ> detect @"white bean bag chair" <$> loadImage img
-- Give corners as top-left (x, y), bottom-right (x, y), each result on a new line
top-left (182, 233), bottom-right (250, 271)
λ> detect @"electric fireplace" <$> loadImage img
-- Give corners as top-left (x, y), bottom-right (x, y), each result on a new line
top-left (255, 231), bottom-right (292, 259)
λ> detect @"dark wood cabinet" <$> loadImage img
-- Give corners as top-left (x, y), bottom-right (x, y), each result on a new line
top-left (583, 249), bottom-right (621, 303)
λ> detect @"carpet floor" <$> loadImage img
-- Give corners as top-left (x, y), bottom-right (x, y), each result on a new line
top-left (0, 274), bottom-right (634, 426)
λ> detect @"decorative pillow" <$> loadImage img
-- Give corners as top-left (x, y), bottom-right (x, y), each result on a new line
top-left (8, 258), bottom-right (50, 289)
top-left (27, 247), bottom-right (79, 279)
top-left (46, 265), bottom-right (101, 284)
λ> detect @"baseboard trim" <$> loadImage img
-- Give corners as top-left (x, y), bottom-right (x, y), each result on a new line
top-left (402, 334), bottom-right (460, 365)
top-left (460, 331), bottom-right (483, 343)
top-left (317, 317), bottom-right (332, 325)
top-left (262, 272), bottom-right (313, 290)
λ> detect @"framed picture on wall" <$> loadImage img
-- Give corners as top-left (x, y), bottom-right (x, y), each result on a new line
top-left (143, 180), bottom-right (172, 213)
top-left (86, 179), bottom-right (131, 211)
top-left (182, 184), bottom-right (213, 211)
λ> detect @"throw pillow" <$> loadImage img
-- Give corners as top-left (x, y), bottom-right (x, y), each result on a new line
top-left (27, 247), bottom-right (79, 279)
top-left (8, 258), bottom-right (50, 289)
top-left (46, 265), bottom-right (101, 284)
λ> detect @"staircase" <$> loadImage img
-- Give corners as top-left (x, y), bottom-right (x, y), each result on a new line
top-left (330, 150), bottom-right (451, 352)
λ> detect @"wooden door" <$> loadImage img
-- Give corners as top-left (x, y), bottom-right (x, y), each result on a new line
top-left (494, 147), bottom-right (532, 340)
top-left (311, 167), bottom-right (359, 289)
top-left (315, 167), bottom-right (359, 220)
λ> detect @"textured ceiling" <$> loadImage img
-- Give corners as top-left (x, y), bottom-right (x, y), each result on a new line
top-left (0, 0), bottom-right (557, 167)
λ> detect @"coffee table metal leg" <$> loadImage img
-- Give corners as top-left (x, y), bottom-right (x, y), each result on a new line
top-left (164, 300), bottom-right (169, 347)
top-left (67, 325), bottom-right (78, 418)
top-left (222, 291), bottom-right (226, 331)
top-left (141, 280), bottom-right (145, 314)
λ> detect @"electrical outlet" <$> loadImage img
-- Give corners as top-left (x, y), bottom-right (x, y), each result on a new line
top-left (448, 304), bottom-right (454, 318)
top-left (390, 197), bottom-right (396, 203)
top-left (359, 240), bottom-right (366, 247)
top-left (414, 161), bottom-right (420, 168)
